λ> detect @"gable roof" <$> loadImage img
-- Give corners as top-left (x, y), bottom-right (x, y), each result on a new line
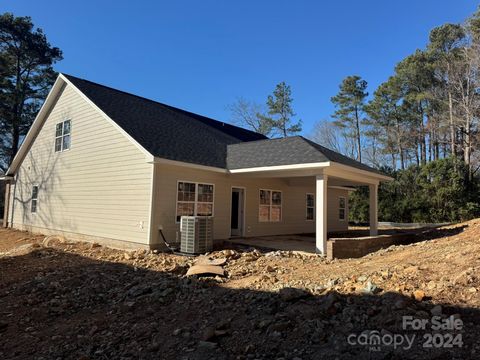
top-left (62, 74), bottom-right (267, 168)
top-left (227, 136), bottom-right (387, 176)
top-left (7, 73), bottom-right (389, 180)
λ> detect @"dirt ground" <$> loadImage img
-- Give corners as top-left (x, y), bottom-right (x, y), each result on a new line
top-left (0, 221), bottom-right (479, 359)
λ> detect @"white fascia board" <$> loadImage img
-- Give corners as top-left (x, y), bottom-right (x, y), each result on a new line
top-left (327, 162), bottom-right (393, 182)
top-left (151, 157), bottom-right (228, 173)
top-left (228, 161), bottom-right (331, 173)
top-left (59, 74), bottom-right (154, 162)
top-left (6, 76), bottom-right (65, 175)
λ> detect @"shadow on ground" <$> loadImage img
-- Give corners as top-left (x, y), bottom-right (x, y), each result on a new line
top-left (0, 247), bottom-right (478, 359)
top-left (415, 225), bottom-right (468, 241)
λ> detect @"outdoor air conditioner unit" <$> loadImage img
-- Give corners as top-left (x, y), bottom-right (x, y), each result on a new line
top-left (180, 216), bottom-right (214, 254)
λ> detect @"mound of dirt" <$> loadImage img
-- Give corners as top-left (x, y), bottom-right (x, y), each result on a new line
top-left (0, 221), bottom-right (479, 359)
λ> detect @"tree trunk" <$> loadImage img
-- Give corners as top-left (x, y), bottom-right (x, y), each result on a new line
top-left (415, 140), bottom-right (420, 166)
top-left (354, 106), bottom-right (362, 163)
top-left (391, 153), bottom-right (396, 170)
top-left (442, 134), bottom-right (448, 158)
top-left (420, 131), bottom-right (427, 165)
top-left (9, 125), bottom-right (19, 166)
top-left (448, 91), bottom-right (456, 157)
top-left (464, 113), bottom-right (472, 181)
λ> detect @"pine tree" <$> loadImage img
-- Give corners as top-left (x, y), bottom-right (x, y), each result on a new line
top-left (260, 82), bottom-right (302, 137)
top-left (331, 75), bottom-right (368, 163)
top-left (0, 13), bottom-right (63, 170)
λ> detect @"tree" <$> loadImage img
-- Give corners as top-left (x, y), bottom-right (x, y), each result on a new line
top-left (467, 6), bottom-right (480, 42)
top-left (0, 13), bottom-right (62, 170)
top-left (394, 51), bottom-right (438, 166)
top-left (427, 23), bottom-right (466, 159)
top-left (365, 76), bottom-right (408, 169)
top-left (348, 158), bottom-right (480, 224)
top-left (311, 119), bottom-right (356, 159)
top-left (228, 97), bottom-right (272, 136)
top-left (448, 44), bottom-right (480, 180)
top-left (331, 75), bottom-right (368, 163)
top-left (260, 81), bottom-right (302, 137)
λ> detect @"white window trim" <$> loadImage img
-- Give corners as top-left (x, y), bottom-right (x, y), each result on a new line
top-left (339, 196), bottom-right (346, 221)
top-left (54, 119), bottom-right (72, 152)
top-left (31, 184), bottom-right (39, 214)
top-left (306, 193), bottom-right (315, 221)
top-left (258, 189), bottom-right (282, 223)
top-left (175, 180), bottom-right (215, 223)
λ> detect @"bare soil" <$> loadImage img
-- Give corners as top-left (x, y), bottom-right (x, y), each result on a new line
top-left (0, 221), bottom-right (479, 359)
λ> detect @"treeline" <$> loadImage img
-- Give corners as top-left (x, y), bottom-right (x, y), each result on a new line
top-left (314, 8), bottom-right (480, 224)
top-left (230, 7), bottom-right (480, 224)
top-left (315, 8), bottom-right (480, 180)
top-left (349, 157), bottom-right (479, 224)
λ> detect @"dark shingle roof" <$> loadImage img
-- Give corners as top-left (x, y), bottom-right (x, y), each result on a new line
top-left (227, 136), bottom-right (387, 176)
top-left (64, 74), bottom-right (386, 177)
top-left (63, 74), bottom-right (267, 168)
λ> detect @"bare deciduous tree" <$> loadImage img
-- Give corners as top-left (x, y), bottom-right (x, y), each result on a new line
top-left (311, 119), bottom-right (356, 159)
top-left (228, 97), bottom-right (272, 136)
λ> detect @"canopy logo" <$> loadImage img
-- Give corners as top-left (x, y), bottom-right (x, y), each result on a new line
top-left (347, 315), bottom-right (463, 352)
top-left (347, 330), bottom-right (415, 352)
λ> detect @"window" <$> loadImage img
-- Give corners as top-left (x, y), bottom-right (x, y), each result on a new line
top-left (31, 185), bottom-right (38, 213)
top-left (306, 193), bottom-right (315, 220)
top-left (176, 181), bottom-right (214, 222)
top-left (259, 189), bottom-right (282, 222)
top-left (339, 196), bottom-right (346, 221)
top-left (55, 120), bottom-right (71, 152)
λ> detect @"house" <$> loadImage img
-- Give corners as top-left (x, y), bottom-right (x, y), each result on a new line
top-left (1, 74), bottom-right (392, 254)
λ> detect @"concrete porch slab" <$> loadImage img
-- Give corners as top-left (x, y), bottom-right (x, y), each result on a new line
top-left (225, 235), bottom-right (315, 253)
top-left (224, 229), bottom-right (420, 259)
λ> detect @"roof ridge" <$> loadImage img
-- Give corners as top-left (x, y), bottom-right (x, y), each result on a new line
top-left (299, 136), bottom-right (334, 161)
top-left (228, 135), bottom-right (302, 146)
top-left (61, 73), bottom-right (266, 141)
top-left (301, 136), bottom-right (386, 175)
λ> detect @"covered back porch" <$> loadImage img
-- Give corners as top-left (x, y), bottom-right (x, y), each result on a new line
top-left (229, 161), bottom-right (391, 255)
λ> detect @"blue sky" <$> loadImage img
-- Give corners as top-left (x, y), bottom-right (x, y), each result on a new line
top-left (3, 1), bottom-right (478, 136)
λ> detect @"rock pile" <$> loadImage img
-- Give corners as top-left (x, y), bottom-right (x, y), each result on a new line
top-left (0, 221), bottom-right (479, 359)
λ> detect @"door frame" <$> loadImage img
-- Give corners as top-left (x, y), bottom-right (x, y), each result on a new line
top-left (230, 186), bottom-right (246, 237)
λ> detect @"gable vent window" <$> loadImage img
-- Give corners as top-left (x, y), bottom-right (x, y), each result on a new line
top-left (55, 120), bottom-right (71, 152)
top-left (31, 185), bottom-right (39, 213)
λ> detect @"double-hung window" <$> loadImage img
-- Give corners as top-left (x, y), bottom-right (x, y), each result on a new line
top-left (55, 120), bottom-right (71, 152)
top-left (31, 185), bottom-right (39, 213)
top-left (339, 196), bottom-right (346, 221)
top-left (176, 181), bottom-right (214, 222)
top-left (306, 193), bottom-right (315, 220)
top-left (259, 189), bottom-right (282, 222)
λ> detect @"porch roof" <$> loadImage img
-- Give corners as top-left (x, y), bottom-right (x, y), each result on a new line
top-left (227, 136), bottom-right (392, 183)
top-left (227, 136), bottom-right (387, 176)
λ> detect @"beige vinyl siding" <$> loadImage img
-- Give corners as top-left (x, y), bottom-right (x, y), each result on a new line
top-left (327, 188), bottom-right (349, 232)
top-left (151, 163), bottom-right (348, 245)
top-left (9, 84), bottom-right (153, 245)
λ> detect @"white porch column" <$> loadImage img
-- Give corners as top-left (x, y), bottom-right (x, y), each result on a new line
top-left (369, 183), bottom-right (378, 236)
top-left (316, 174), bottom-right (328, 254)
